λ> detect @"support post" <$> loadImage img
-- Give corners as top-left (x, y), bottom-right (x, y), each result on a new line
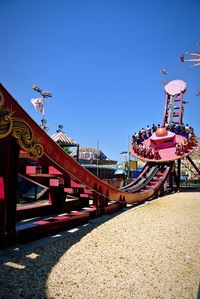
top-left (177, 159), bottom-right (181, 189)
top-left (186, 156), bottom-right (200, 176)
top-left (0, 138), bottom-right (20, 248)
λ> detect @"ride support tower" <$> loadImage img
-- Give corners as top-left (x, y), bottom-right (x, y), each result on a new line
top-left (131, 80), bottom-right (197, 163)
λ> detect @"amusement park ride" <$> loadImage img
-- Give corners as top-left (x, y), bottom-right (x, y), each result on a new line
top-left (0, 77), bottom-right (199, 248)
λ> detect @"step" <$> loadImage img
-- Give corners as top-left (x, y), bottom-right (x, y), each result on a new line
top-left (16, 211), bottom-right (90, 243)
top-left (49, 166), bottom-right (63, 175)
top-left (71, 181), bottom-right (84, 188)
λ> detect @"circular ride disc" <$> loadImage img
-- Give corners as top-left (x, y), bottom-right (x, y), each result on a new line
top-left (165, 80), bottom-right (186, 96)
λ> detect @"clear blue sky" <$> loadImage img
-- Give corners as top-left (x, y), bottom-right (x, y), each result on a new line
top-left (1, 0), bottom-right (200, 161)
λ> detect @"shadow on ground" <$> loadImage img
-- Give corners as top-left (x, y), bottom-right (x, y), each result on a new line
top-left (0, 188), bottom-right (199, 298)
top-left (0, 206), bottom-right (133, 299)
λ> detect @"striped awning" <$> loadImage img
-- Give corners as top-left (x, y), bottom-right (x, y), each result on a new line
top-left (71, 147), bottom-right (107, 160)
top-left (51, 131), bottom-right (79, 146)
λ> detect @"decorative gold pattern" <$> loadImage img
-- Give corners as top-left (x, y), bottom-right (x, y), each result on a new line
top-left (0, 106), bottom-right (12, 139)
top-left (0, 91), bottom-right (4, 105)
top-left (0, 104), bottom-right (43, 158)
top-left (0, 95), bottom-right (13, 139)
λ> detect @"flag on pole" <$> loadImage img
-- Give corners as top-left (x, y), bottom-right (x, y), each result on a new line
top-left (31, 98), bottom-right (44, 113)
top-left (160, 69), bottom-right (168, 75)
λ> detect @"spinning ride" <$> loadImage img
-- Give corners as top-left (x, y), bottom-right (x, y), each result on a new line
top-left (131, 80), bottom-right (197, 162)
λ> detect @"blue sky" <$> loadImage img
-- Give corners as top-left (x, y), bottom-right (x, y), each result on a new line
top-left (1, 0), bottom-right (200, 161)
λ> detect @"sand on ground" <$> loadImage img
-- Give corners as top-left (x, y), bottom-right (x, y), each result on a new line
top-left (0, 192), bottom-right (200, 299)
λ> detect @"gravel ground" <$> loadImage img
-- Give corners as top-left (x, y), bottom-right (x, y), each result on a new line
top-left (0, 192), bottom-right (200, 299)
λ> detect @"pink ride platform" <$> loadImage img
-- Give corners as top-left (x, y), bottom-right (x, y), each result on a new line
top-left (149, 130), bottom-right (176, 149)
top-left (131, 78), bottom-right (198, 163)
top-left (131, 128), bottom-right (197, 163)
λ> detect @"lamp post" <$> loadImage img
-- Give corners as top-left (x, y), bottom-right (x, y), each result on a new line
top-left (96, 140), bottom-right (99, 177)
top-left (32, 84), bottom-right (52, 132)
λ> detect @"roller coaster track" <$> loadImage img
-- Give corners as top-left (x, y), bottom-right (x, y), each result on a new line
top-left (0, 83), bottom-right (173, 205)
top-left (122, 164), bottom-right (167, 193)
top-left (0, 83), bottom-right (178, 247)
top-left (120, 163), bottom-right (159, 191)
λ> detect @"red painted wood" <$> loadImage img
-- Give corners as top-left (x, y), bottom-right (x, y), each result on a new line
top-left (0, 177), bottom-right (4, 200)
top-left (49, 166), bottom-right (62, 175)
top-left (26, 166), bottom-right (37, 174)
top-left (49, 179), bottom-right (59, 187)
top-left (64, 187), bottom-right (74, 193)
top-left (71, 180), bottom-right (83, 188)
top-left (1, 83), bottom-right (161, 204)
top-left (1, 83), bottom-right (186, 247)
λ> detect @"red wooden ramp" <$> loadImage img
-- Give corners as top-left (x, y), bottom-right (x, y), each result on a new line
top-left (121, 163), bottom-right (172, 193)
top-left (16, 210), bottom-right (91, 243)
top-left (0, 83), bottom-right (173, 247)
top-left (0, 83), bottom-right (170, 205)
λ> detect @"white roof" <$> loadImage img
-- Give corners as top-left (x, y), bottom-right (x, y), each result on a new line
top-left (51, 131), bottom-right (79, 146)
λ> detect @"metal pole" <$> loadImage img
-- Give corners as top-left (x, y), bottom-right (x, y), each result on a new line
top-left (127, 135), bottom-right (130, 179)
top-left (31, 84), bottom-right (51, 132)
top-left (97, 140), bottom-right (99, 177)
top-left (41, 96), bottom-right (45, 129)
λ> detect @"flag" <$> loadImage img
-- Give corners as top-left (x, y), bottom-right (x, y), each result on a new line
top-left (160, 69), bottom-right (168, 75)
top-left (161, 80), bottom-right (167, 86)
top-left (179, 55), bottom-right (184, 62)
top-left (31, 98), bottom-right (44, 113)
